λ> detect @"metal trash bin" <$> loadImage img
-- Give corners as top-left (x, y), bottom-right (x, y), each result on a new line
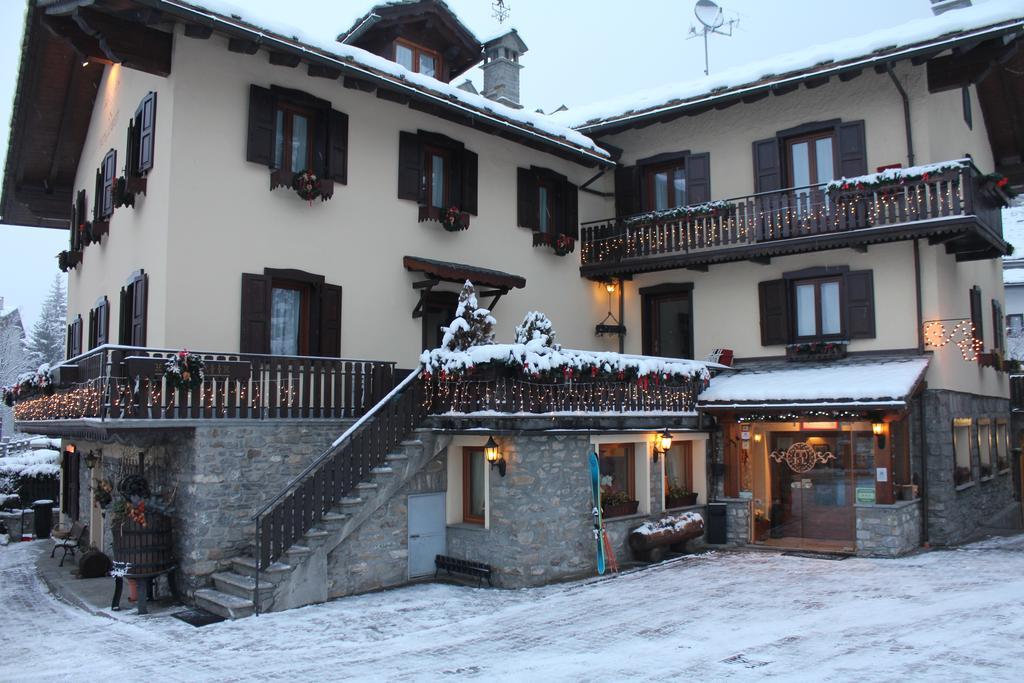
top-left (32, 500), bottom-right (54, 539)
top-left (706, 502), bottom-right (728, 545)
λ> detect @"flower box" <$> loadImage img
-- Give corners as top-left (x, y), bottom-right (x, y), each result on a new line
top-left (785, 341), bottom-right (847, 362)
top-left (602, 500), bottom-right (639, 518)
top-left (532, 232), bottom-right (575, 256)
top-left (419, 205), bottom-right (470, 231)
top-left (665, 492), bottom-right (698, 508)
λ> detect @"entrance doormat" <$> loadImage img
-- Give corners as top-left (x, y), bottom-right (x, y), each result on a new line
top-left (171, 608), bottom-right (226, 627)
top-left (781, 551), bottom-right (850, 561)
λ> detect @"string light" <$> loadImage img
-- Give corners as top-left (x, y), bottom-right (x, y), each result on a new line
top-left (923, 319), bottom-right (983, 361)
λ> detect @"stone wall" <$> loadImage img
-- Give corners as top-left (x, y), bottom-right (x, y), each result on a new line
top-left (918, 389), bottom-right (1018, 545)
top-left (855, 500), bottom-right (921, 557)
top-left (719, 498), bottom-right (751, 545)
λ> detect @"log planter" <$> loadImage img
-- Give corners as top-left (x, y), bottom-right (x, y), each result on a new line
top-left (602, 500), bottom-right (640, 518)
top-left (628, 512), bottom-right (705, 562)
top-left (111, 510), bottom-right (174, 576)
top-left (665, 492), bottom-right (698, 509)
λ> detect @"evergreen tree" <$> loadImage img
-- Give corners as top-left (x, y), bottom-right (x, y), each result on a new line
top-left (441, 281), bottom-right (496, 351)
top-left (27, 276), bottom-right (67, 367)
top-left (514, 311), bottom-right (560, 350)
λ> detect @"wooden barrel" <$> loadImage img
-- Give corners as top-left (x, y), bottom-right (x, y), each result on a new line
top-left (111, 511), bottom-right (173, 575)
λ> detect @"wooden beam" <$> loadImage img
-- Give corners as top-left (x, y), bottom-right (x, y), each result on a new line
top-left (309, 64), bottom-right (342, 80)
top-left (928, 232), bottom-right (966, 245)
top-left (70, 8), bottom-right (172, 76)
top-left (851, 244), bottom-right (868, 253)
top-left (377, 88), bottom-right (409, 105)
top-left (269, 51), bottom-right (301, 68)
top-left (838, 68), bottom-right (862, 82)
top-left (804, 75), bottom-right (830, 89)
top-left (412, 278), bottom-right (439, 289)
top-left (343, 76), bottom-right (376, 92)
top-left (227, 37), bottom-right (260, 54)
top-left (740, 90), bottom-right (770, 104)
top-left (47, 54), bottom-right (80, 189)
top-left (749, 256), bottom-right (772, 265)
top-left (685, 264), bottom-right (709, 272)
top-left (770, 82), bottom-right (799, 96)
top-left (927, 38), bottom-right (1020, 93)
top-left (183, 24), bottom-right (213, 39)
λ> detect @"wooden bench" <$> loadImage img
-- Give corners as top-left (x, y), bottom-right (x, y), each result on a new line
top-left (434, 555), bottom-right (493, 587)
top-left (51, 521), bottom-right (88, 567)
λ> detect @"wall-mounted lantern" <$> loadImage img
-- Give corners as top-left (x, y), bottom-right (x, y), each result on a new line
top-left (872, 420), bottom-right (887, 449)
top-left (652, 428), bottom-right (673, 463)
top-left (484, 436), bottom-right (506, 477)
top-left (84, 449), bottom-right (102, 470)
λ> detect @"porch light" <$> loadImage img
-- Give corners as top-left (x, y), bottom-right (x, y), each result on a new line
top-left (484, 436), bottom-right (506, 477)
top-left (82, 60), bottom-right (89, 67)
top-left (753, 432), bottom-right (763, 444)
top-left (84, 449), bottom-right (101, 470)
top-left (872, 420), bottom-right (887, 449)
top-left (652, 429), bottom-right (673, 463)
top-left (604, 281), bottom-right (617, 294)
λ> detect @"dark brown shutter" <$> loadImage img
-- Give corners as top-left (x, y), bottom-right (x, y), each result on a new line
top-left (517, 167), bottom-right (539, 229)
top-left (837, 120), bottom-right (867, 178)
top-left (318, 283), bottom-right (343, 357)
top-left (991, 299), bottom-right (1004, 352)
top-left (247, 84), bottom-right (276, 167)
top-left (845, 270), bottom-right (876, 339)
top-left (68, 315), bottom-right (82, 358)
top-left (753, 138), bottom-right (782, 193)
top-left (131, 273), bottom-right (148, 346)
top-left (240, 273), bottom-right (272, 353)
top-left (119, 286), bottom-right (130, 344)
top-left (310, 105), bottom-right (329, 177)
top-left (970, 286), bottom-right (984, 345)
top-left (101, 149), bottom-right (116, 218)
top-left (327, 108), bottom-right (348, 184)
top-left (93, 167), bottom-right (103, 223)
top-left (137, 91), bottom-right (157, 173)
top-left (88, 308), bottom-right (97, 349)
top-left (67, 323), bottom-right (73, 358)
top-left (397, 131), bottom-right (423, 201)
top-left (614, 165), bottom-right (639, 217)
top-left (96, 297), bottom-right (109, 346)
top-left (562, 181), bottom-right (579, 239)
top-left (126, 118), bottom-right (139, 179)
top-left (460, 148), bottom-right (478, 215)
top-left (686, 152), bottom-right (711, 205)
top-left (758, 279), bottom-right (790, 346)
top-left (69, 200), bottom-right (80, 252)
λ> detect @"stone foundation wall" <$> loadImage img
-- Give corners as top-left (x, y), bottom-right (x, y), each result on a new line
top-left (855, 500), bottom-right (921, 557)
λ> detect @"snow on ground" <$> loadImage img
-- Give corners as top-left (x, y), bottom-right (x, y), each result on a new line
top-left (3, 536), bottom-right (1024, 681)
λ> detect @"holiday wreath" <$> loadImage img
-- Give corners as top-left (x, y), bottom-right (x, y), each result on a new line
top-left (442, 206), bottom-right (469, 232)
top-left (164, 350), bottom-right (205, 391)
top-left (292, 169), bottom-right (322, 203)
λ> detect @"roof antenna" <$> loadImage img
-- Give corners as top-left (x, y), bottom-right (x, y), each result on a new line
top-left (687, 0), bottom-right (738, 76)
top-left (492, 1), bottom-right (511, 24)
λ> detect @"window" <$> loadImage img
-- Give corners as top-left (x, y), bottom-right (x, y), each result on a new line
top-left (246, 85), bottom-right (348, 187)
top-left (94, 149), bottom-right (116, 222)
top-left (398, 130), bottom-right (478, 217)
top-left (996, 420), bottom-right (1010, 472)
top-left (969, 286), bottom-right (984, 346)
top-left (664, 442), bottom-right (693, 502)
top-left (643, 161), bottom-right (686, 211)
top-left (462, 447), bottom-right (486, 524)
top-left (118, 270), bottom-right (148, 346)
top-left (421, 291), bottom-right (458, 351)
top-left (394, 39), bottom-right (442, 78)
top-left (516, 166), bottom-right (578, 238)
top-left (641, 283), bottom-right (693, 359)
top-left (613, 151), bottom-right (709, 218)
top-left (978, 419), bottom-right (993, 479)
top-left (953, 418), bottom-right (973, 487)
top-left (599, 443), bottom-right (635, 517)
top-left (785, 131), bottom-right (836, 188)
top-left (66, 315), bottom-right (83, 359)
top-left (240, 270), bottom-right (343, 357)
top-left (1008, 313), bottom-right (1023, 337)
top-left (125, 91), bottom-right (157, 182)
top-left (87, 296), bottom-right (109, 350)
top-left (752, 121), bottom-right (865, 195)
top-left (793, 277), bottom-right (843, 339)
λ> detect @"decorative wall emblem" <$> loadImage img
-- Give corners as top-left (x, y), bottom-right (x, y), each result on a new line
top-left (770, 442), bottom-right (835, 473)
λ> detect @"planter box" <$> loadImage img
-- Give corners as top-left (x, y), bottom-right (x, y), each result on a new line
top-left (602, 500), bottom-right (639, 518)
top-left (665, 492), bottom-right (698, 508)
top-left (785, 344), bottom-right (847, 362)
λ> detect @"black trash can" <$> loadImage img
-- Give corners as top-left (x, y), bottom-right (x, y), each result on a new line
top-left (706, 503), bottom-right (728, 545)
top-left (33, 500), bottom-right (54, 539)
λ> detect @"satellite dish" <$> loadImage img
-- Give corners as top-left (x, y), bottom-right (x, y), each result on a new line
top-left (694, 0), bottom-right (725, 30)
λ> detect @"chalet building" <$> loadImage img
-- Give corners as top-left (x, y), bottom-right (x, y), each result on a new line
top-left (2, 0), bottom-right (1023, 618)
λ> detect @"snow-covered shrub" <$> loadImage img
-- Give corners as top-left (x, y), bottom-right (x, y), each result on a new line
top-left (440, 281), bottom-right (496, 352)
top-left (514, 311), bottom-right (560, 350)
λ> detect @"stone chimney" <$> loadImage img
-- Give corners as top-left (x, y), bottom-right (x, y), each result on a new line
top-left (481, 30), bottom-right (528, 109)
top-left (930, 0), bottom-right (971, 15)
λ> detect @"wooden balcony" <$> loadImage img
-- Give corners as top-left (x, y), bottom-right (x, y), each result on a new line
top-left (580, 160), bottom-right (1010, 278)
top-left (12, 345), bottom-right (396, 435)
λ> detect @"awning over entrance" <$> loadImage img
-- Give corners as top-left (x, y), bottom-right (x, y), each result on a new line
top-left (403, 256), bottom-right (526, 291)
top-left (698, 356), bottom-right (930, 412)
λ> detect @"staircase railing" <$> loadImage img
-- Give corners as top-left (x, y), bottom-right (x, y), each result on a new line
top-left (251, 367), bottom-right (424, 605)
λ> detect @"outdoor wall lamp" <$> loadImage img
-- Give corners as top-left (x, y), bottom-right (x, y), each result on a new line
top-left (484, 436), bottom-right (506, 477)
top-left (753, 432), bottom-right (763, 444)
top-left (872, 420), bottom-right (887, 449)
top-left (652, 429), bottom-right (673, 463)
top-left (84, 449), bottom-right (102, 470)
top-left (604, 280), bottom-right (617, 294)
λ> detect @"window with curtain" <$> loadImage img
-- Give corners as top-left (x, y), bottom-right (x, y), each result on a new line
top-left (643, 162), bottom-right (686, 211)
top-left (794, 277), bottom-right (842, 339)
top-left (270, 286), bottom-right (302, 356)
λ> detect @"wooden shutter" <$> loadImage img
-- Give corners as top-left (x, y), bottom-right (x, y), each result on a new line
top-left (562, 181), bottom-right (579, 239)
top-left (88, 308), bottom-right (97, 349)
top-left (96, 296), bottom-right (109, 347)
top-left (67, 315), bottom-right (82, 358)
top-left (247, 84), bottom-right (277, 167)
top-left (837, 120), bottom-right (867, 178)
top-left (131, 273), bottom-right (148, 346)
top-left (397, 131), bottom-right (423, 201)
top-left (137, 91), bottom-right (157, 174)
top-left (126, 118), bottom-right (139, 179)
top-left (969, 286), bottom-right (984, 345)
top-left (69, 200), bottom-right (80, 252)
top-left (327, 108), bottom-right (348, 184)
top-left (101, 149), bottom-right (116, 218)
top-left (752, 138), bottom-right (782, 193)
top-left (517, 167), bottom-right (539, 229)
top-left (460, 148), bottom-right (478, 215)
top-left (845, 270), bottom-right (876, 339)
top-left (686, 152), bottom-right (711, 205)
top-left (992, 299), bottom-right (1004, 352)
top-left (240, 273), bottom-right (271, 353)
top-left (758, 279), bottom-right (790, 346)
top-left (614, 165), bottom-right (639, 217)
top-left (318, 284), bottom-right (343, 357)
top-left (93, 167), bottom-right (103, 223)
top-left (119, 286), bottom-right (130, 344)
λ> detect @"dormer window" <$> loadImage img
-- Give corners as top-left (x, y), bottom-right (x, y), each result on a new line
top-left (394, 39), bottom-right (441, 78)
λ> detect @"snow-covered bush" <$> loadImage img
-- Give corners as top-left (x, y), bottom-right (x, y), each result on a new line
top-left (514, 311), bottom-right (560, 350)
top-left (440, 281), bottom-right (496, 352)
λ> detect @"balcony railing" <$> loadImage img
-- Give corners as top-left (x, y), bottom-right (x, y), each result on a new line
top-left (580, 159), bottom-right (1006, 272)
top-left (12, 345), bottom-right (396, 424)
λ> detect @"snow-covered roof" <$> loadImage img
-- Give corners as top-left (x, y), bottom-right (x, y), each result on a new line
top-left (1002, 204), bottom-right (1024, 266)
top-left (161, 1), bottom-right (608, 163)
top-left (552, 0), bottom-right (1024, 131)
top-left (698, 356), bottom-right (930, 408)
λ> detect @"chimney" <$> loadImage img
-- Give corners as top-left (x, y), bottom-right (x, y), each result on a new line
top-left (930, 0), bottom-right (971, 15)
top-left (481, 30), bottom-right (528, 109)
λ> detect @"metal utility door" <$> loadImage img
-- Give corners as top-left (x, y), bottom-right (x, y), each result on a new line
top-left (408, 493), bottom-right (446, 578)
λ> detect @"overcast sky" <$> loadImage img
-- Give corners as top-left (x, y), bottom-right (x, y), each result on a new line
top-left (0, 0), bottom-right (970, 330)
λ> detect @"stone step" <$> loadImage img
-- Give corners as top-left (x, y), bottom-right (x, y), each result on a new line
top-left (285, 544), bottom-right (312, 559)
top-left (194, 588), bottom-right (254, 620)
top-left (230, 555), bottom-right (292, 581)
top-left (355, 482), bottom-right (378, 492)
top-left (321, 511), bottom-right (349, 522)
top-left (400, 439), bottom-right (424, 448)
top-left (340, 496), bottom-right (363, 507)
top-left (385, 452), bottom-right (408, 462)
top-left (371, 466), bottom-right (394, 475)
top-left (304, 528), bottom-right (330, 540)
top-left (212, 571), bottom-right (273, 600)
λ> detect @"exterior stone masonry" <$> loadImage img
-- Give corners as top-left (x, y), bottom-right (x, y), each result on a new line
top-left (856, 500), bottom-right (922, 557)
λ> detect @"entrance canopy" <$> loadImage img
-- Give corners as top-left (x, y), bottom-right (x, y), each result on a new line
top-left (698, 356), bottom-right (930, 413)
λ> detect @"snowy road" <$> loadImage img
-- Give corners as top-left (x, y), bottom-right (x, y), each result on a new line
top-left (3, 537), bottom-right (1024, 681)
